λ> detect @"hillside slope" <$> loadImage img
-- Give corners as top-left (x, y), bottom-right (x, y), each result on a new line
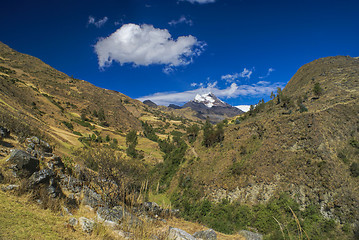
top-left (168, 56), bottom-right (359, 235)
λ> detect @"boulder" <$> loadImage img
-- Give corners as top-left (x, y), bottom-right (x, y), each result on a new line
top-left (97, 206), bottom-right (124, 227)
top-left (239, 230), bottom-right (263, 240)
top-left (193, 229), bottom-right (217, 240)
top-left (1, 184), bottom-right (19, 191)
top-left (28, 168), bottom-right (54, 186)
top-left (97, 206), bottom-right (141, 228)
top-left (69, 217), bottom-right (78, 226)
top-left (26, 136), bottom-right (53, 157)
top-left (7, 149), bottom-right (39, 177)
top-left (0, 126), bottom-right (10, 139)
top-left (82, 187), bottom-right (104, 208)
top-left (59, 174), bottom-right (83, 193)
top-left (79, 217), bottom-right (95, 233)
top-left (168, 227), bottom-right (196, 240)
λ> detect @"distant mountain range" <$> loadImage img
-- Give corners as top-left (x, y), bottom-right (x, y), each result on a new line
top-left (143, 92), bottom-right (244, 123)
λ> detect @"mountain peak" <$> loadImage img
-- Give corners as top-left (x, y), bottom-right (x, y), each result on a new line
top-left (193, 92), bottom-right (229, 108)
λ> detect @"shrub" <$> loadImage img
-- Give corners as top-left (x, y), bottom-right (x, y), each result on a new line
top-left (62, 121), bottom-right (73, 131)
top-left (313, 82), bottom-right (323, 96)
top-left (350, 162), bottom-right (359, 177)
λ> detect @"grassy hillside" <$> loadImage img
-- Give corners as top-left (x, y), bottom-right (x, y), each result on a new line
top-left (1, 41), bottom-right (358, 239)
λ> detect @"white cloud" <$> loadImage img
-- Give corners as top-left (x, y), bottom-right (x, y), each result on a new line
top-left (181, 0), bottom-right (216, 4)
top-left (221, 68), bottom-right (253, 82)
top-left (235, 105), bottom-right (251, 112)
top-left (259, 67), bottom-right (275, 79)
top-left (88, 16), bottom-right (108, 28)
top-left (94, 23), bottom-right (205, 69)
top-left (137, 81), bottom-right (284, 106)
top-left (169, 16), bottom-right (193, 26)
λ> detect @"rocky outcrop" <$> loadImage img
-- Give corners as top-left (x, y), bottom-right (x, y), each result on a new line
top-left (0, 126), bottom-right (10, 139)
top-left (193, 229), bottom-right (217, 240)
top-left (140, 201), bottom-right (180, 218)
top-left (28, 168), bottom-right (54, 186)
top-left (26, 136), bottom-right (52, 158)
top-left (7, 149), bottom-right (39, 177)
top-left (239, 230), bottom-right (263, 240)
top-left (168, 227), bottom-right (196, 240)
top-left (79, 217), bottom-right (95, 233)
top-left (82, 187), bottom-right (104, 208)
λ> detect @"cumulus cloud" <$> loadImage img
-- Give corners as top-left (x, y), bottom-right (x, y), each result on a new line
top-left (259, 67), bottom-right (275, 79)
top-left (88, 16), bottom-right (108, 28)
top-left (221, 68), bottom-right (253, 82)
top-left (137, 81), bottom-right (284, 106)
top-left (94, 23), bottom-right (205, 70)
top-left (181, 0), bottom-right (216, 4)
top-left (169, 16), bottom-right (193, 26)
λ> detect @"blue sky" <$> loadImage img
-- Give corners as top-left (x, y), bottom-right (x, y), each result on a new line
top-left (1, 0), bottom-right (358, 108)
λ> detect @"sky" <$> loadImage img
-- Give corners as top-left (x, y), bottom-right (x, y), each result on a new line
top-left (1, 0), bottom-right (358, 109)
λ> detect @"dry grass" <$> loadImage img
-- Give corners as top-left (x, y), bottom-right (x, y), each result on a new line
top-left (0, 190), bottom-right (99, 240)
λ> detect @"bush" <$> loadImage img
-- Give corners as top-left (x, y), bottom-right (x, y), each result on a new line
top-left (350, 162), bottom-right (359, 177)
top-left (313, 82), bottom-right (323, 96)
top-left (62, 121), bottom-right (73, 131)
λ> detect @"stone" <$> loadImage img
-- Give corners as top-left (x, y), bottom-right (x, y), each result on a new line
top-left (1, 184), bottom-right (19, 191)
top-left (113, 230), bottom-right (134, 239)
top-left (193, 229), bottom-right (217, 240)
top-left (69, 217), bottom-right (78, 226)
top-left (97, 206), bottom-right (141, 228)
top-left (79, 217), bottom-right (95, 233)
top-left (7, 150), bottom-right (39, 177)
top-left (59, 174), bottom-right (83, 193)
top-left (82, 187), bottom-right (104, 208)
top-left (28, 168), bottom-right (54, 186)
top-left (239, 230), bottom-right (263, 240)
top-left (0, 126), bottom-right (10, 139)
top-left (168, 227), bottom-right (196, 240)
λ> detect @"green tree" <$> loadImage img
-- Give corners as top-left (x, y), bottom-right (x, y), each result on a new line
top-left (98, 108), bottom-right (106, 121)
top-left (126, 130), bottom-right (138, 146)
top-left (313, 82), bottom-right (323, 96)
top-left (126, 130), bottom-right (139, 158)
top-left (187, 124), bottom-right (200, 143)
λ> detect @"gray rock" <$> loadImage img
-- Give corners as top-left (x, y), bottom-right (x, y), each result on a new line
top-left (113, 230), bottom-right (134, 239)
top-left (0, 126), bottom-right (10, 139)
top-left (7, 149), bottom-right (39, 177)
top-left (97, 206), bottom-right (142, 228)
top-left (28, 168), bottom-right (54, 186)
top-left (79, 217), bottom-right (95, 233)
top-left (59, 174), bottom-right (83, 193)
top-left (82, 187), bottom-right (104, 208)
top-left (28, 136), bottom-right (40, 144)
top-left (239, 230), bottom-right (263, 240)
top-left (193, 229), bottom-right (217, 240)
top-left (168, 227), bottom-right (196, 240)
top-left (97, 206), bottom-right (124, 226)
top-left (1, 184), bottom-right (19, 191)
top-left (69, 217), bottom-right (78, 226)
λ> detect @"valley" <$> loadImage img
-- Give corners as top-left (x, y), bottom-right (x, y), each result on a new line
top-left (0, 41), bottom-right (358, 240)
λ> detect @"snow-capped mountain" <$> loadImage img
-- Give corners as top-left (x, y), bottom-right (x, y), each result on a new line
top-left (193, 92), bottom-right (231, 108)
top-left (179, 92), bottom-right (244, 123)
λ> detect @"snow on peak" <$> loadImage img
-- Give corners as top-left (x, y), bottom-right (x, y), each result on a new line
top-left (193, 92), bottom-right (227, 108)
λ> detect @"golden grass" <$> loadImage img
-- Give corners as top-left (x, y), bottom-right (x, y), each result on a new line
top-left (0, 190), bottom-right (98, 240)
